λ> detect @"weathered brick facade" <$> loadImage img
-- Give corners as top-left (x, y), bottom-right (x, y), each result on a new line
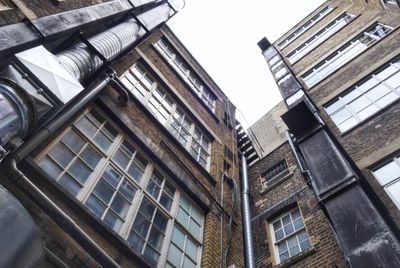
top-left (0, 1), bottom-right (244, 267)
top-left (250, 0), bottom-right (400, 267)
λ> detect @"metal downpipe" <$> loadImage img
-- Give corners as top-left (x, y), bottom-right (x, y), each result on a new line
top-left (240, 154), bottom-right (255, 268)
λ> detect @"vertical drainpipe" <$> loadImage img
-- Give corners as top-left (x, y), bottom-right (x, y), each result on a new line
top-left (240, 154), bottom-right (255, 268)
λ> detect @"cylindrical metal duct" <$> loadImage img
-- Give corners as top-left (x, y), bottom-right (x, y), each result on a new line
top-left (57, 3), bottom-right (174, 82)
top-left (0, 82), bottom-right (30, 148)
top-left (240, 154), bottom-right (255, 268)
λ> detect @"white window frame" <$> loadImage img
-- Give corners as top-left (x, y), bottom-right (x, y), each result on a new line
top-left (278, 6), bottom-right (333, 49)
top-left (325, 57), bottom-right (400, 132)
top-left (269, 207), bottom-right (312, 264)
top-left (120, 63), bottom-right (212, 170)
top-left (372, 156), bottom-right (400, 210)
top-left (302, 23), bottom-right (393, 88)
top-left (287, 12), bottom-right (356, 64)
top-left (35, 107), bottom-right (205, 268)
top-left (154, 39), bottom-right (217, 113)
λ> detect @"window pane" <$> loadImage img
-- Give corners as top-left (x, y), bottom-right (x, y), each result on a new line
top-left (48, 143), bottom-right (74, 168)
top-left (128, 231), bottom-right (145, 252)
top-left (76, 116), bottom-right (97, 137)
top-left (332, 109), bottom-right (352, 124)
top-left (186, 238), bottom-right (198, 261)
top-left (103, 165), bottom-right (121, 188)
top-left (59, 174), bottom-right (81, 196)
top-left (386, 181), bottom-right (400, 208)
top-left (168, 244), bottom-right (183, 267)
top-left (118, 180), bottom-right (136, 201)
top-left (132, 213), bottom-right (151, 237)
top-left (39, 157), bottom-right (63, 179)
top-left (374, 161), bottom-right (400, 186)
top-left (85, 195), bottom-right (106, 218)
top-left (177, 207), bottom-right (189, 226)
top-left (104, 210), bottom-right (123, 232)
top-left (183, 256), bottom-right (196, 268)
top-left (128, 162), bottom-right (145, 182)
top-left (357, 105), bottom-right (379, 120)
top-left (275, 229), bottom-right (284, 241)
top-left (385, 72), bottom-right (400, 88)
top-left (93, 179), bottom-right (114, 204)
top-left (171, 227), bottom-right (185, 249)
top-left (113, 149), bottom-right (130, 169)
top-left (93, 131), bottom-right (113, 151)
top-left (111, 194), bottom-right (130, 218)
top-left (62, 130), bottom-right (84, 153)
top-left (80, 145), bottom-right (102, 169)
top-left (68, 159), bottom-right (91, 184)
top-left (148, 228), bottom-right (164, 250)
top-left (339, 117), bottom-right (358, 132)
top-left (153, 211), bottom-right (168, 231)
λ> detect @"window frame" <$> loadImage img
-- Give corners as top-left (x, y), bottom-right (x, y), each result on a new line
top-left (34, 107), bottom-right (205, 268)
top-left (154, 38), bottom-right (217, 113)
top-left (324, 56), bottom-right (400, 133)
top-left (261, 160), bottom-right (290, 191)
top-left (301, 22), bottom-right (393, 88)
top-left (278, 6), bottom-right (334, 49)
top-left (120, 62), bottom-right (212, 171)
top-left (372, 155), bottom-right (400, 210)
top-left (287, 12), bottom-right (356, 64)
top-left (269, 207), bottom-right (312, 264)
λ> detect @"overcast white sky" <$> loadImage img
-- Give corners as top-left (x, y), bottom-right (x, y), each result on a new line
top-left (167, 0), bottom-right (326, 127)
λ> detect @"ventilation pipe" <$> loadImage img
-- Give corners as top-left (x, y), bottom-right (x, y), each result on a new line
top-left (0, 0), bottom-right (179, 160)
top-left (240, 154), bottom-right (255, 268)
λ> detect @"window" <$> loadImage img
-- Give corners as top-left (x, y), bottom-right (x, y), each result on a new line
top-left (270, 208), bottom-right (311, 264)
top-left (278, 6), bottom-right (333, 49)
top-left (261, 160), bottom-right (289, 191)
top-left (154, 39), bottom-right (217, 112)
top-left (372, 156), bottom-right (400, 210)
top-left (302, 23), bottom-right (392, 88)
top-left (36, 108), bottom-right (205, 267)
top-left (325, 57), bottom-right (400, 132)
top-left (121, 63), bottom-right (211, 170)
top-left (386, 0), bottom-right (397, 4)
top-left (287, 13), bottom-right (355, 64)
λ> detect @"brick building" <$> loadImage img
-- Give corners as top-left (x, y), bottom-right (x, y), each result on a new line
top-left (251, 0), bottom-right (400, 267)
top-left (0, 1), bottom-right (243, 267)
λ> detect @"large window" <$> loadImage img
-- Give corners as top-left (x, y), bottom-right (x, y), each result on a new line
top-left (155, 39), bottom-right (217, 112)
top-left (270, 208), bottom-right (311, 264)
top-left (302, 23), bottom-right (392, 88)
top-left (325, 58), bottom-right (400, 132)
top-left (287, 13), bottom-right (355, 64)
top-left (36, 108), bottom-right (205, 267)
top-left (372, 156), bottom-right (400, 210)
top-left (120, 63), bottom-right (211, 170)
top-left (278, 6), bottom-right (333, 49)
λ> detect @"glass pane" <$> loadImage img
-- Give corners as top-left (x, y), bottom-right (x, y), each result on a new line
top-left (133, 213), bottom-right (151, 237)
top-left (283, 223), bottom-right (294, 236)
top-left (177, 207), bottom-right (189, 227)
top-left (59, 174), bottom-right (81, 196)
top-left (191, 206), bottom-right (202, 224)
top-left (128, 231), bottom-right (145, 252)
top-left (85, 195), bottom-right (106, 218)
top-left (48, 143), bottom-right (74, 168)
top-left (186, 238), bottom-right (198, 261)
top-left (171, 227), bottom-right (185, 249)
top-left (68, 159), bottom-right (91, 184)
top-left (139, 197), bottom-right (156, 219)
top-left (357, 105), bottom-right (379, 120)
top-left (180, 196), bottom-right (190, 212)
top-left (348, 96), bottom-right (371, 113)
top-left (88, 109), bottom-right (104, 127)
top-left (386, 181), bottom-right (400, 208)
top-left (103, 166), bottom-right (121, 188)
top-left (377, 65), bottom-right (398, 80)
top-left (288, 236), bottom-right (298, 248)
top-left (168, 244), bottom-right (183, 267)
top-left (93, 179), bottom-right (114, 204)
top-left (278, 242), bottom-right (288, 253)
top-left (289, 244), bottom-right (300, 256)
top-left (147, 179), bottom-right (161, 199)
top-left (279, 251), bottom-right (290, 262)
top-left (293, 218), bottom-right (304, 230)
top-left (298, 230), bottom-right (309, 243)
top-left (39, 157), bottom-right (63, 179)
top-left (376, 92), bottom-right (398, 108)
top-left (80, 145), bottom-right (102, 169)
top-left (385, 72), bottom-right (400, 88)
top-left (76, 116), bottom-right (97, 137)
top-left (153, 211), bottom-right (168, 231)
top-left (366, 84), bottom-right (390, 101)
top-left (374, 161), bottom-right (400, 186)
top-left (300, 239), bottom-right (311, 251)
top-left (160, 193), bottom-right (173, 211)
top-left (275, 229), bottom-right (284, 241)
top-left (341, 89), bottom-right (362, 104)
top-left (128, 163), bottom-right (145, 182)
top-left (332, 108), bottom-right (352, 124)
top-left (104, 210), bottom-right (123, 232)
top-left (111, 194), bottom-right (130, 218)
top-left (339, 117), bottom-right (358, 132)
top-left (113, 149), bottom-right (130, 170)
top-left (102, 123), bottom-right (117, 140)
top-left (357, 77), bottom-right (379, 92)
top-left (183, 256), bottom-right (196, 268)
top-left (189, 220), bottom-right (201, 239)
top-left (94, 131), bottom-right (112, 151)
top-left (143, 245), bottom-right (159, 266)
top-left (148, 228), bottom-right (164, 250)
top-left (62, 130), bottom-right (84, 153)
top-left (273, 220), bottom-right (282, 231)
top-left (118, 180), bottom-right (136, 201)
top-left (282, 215), bottom-right (291, 225)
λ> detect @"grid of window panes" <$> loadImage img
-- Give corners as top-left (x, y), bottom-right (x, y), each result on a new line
top-left (154, 39), bottom-right (217, 112)
top-left (372, 156), bottom-right (400, 210)
top-left (302, 23), bottom-right (392, 88)
top-left (278, 6), bottom-right (333, 49)
top-left (272, 208), bottom-right (311, 263)
top-left (120, 63), bottom-right (211, 170)
top-left (261, 160), bottom-right (289, 190)
top-left (287, 13), bottom-right (355, 64)
top-left (325, 58), bottom-right (400, 132)
top-left (167, 225), bottom-right (201, 268)
top-left (36, 108), bottom-right (205, 267)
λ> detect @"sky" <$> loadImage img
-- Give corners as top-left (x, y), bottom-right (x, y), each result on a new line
top-left (167, 0), bottom-right (326, 127)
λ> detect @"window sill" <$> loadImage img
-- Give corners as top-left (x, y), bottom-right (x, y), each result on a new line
top-left (274, 246), bottom-right (316, 268)
top-left (260, 172), bottom-right (293, 195)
